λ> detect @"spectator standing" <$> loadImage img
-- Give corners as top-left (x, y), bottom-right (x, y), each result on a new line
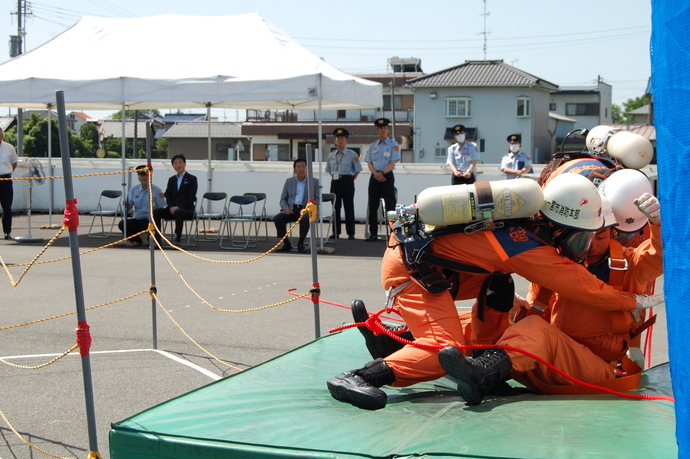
top-left (364, 118), bottom-right (399, 242)
top-left (326, 128), bottom-right (362, 240)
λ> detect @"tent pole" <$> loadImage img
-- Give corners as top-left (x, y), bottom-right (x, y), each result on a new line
top-left (55, 90), bottom-right (101, 457)
top-left (317, 74), bottom-right (325, 252)
top-left (306, 144), bottom-right (320, 339)
top-left (207, 103), bottom-right (212, 194)
top-left (121, 101), bottom-right (127, 239)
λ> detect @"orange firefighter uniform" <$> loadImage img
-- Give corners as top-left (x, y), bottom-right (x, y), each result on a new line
top-left (382, 224), bottom-right (638, 388)
top-left (500, 222), bottom-right (662, 390)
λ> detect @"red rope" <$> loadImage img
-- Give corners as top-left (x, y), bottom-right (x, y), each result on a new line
top-left (63, 199), bottom-right (79, 232)
top-left (286, 288), bottom-right (404, 323)
top-left (330, 307), bottom-right (675, 403)
top-left (76, 321), bottom-right (92, 357)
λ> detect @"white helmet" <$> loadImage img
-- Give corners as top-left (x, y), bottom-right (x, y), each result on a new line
top-left (541, 173), bottom-right (604, 230)
top-left (600, 195), bottom-right (617, 228)
top-left (598, 169), bottom-right (653, 232)
top-left (586, 125), bottom-right (653, 169)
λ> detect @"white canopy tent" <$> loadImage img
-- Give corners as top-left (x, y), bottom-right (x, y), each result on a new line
top-left (0, 12), bottom-right (382, 195)
top-left (0, 13), bottom-right (381, 111)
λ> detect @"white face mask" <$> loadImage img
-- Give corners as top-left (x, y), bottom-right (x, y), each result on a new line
top-left (455, 134), bottom-right (465, 143)
top-left (509, 144), bottom-right (520, 153)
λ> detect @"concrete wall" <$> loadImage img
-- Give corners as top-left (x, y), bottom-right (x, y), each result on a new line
top-left (9, 158), bottom-right (658, 222)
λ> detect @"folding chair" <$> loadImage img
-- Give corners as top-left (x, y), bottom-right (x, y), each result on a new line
top-left (243, 192), bottom-right (268, 241)
top-left (320, 193), bottom-right (336, 245)
top-left (194, 192), bottom-right (228, 242)
top-left (161, 210), bottom-right (198, 247)
top-left (220, 195), bottom-right (258, 249)
top-left (88, 190), bottom-right (123, 238)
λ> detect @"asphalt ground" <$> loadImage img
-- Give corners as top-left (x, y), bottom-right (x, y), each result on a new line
top-left (0, 213), bottom-right (668, 459)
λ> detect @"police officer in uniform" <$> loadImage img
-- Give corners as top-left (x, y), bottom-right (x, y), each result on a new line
top-left (326, 128), bottom-right (362, 240)
top-left (364, 118), bottom-right (400, 242)
top-left (446, 124), bottom-right (480, 185)
top-left (500, 134), bottom-right (532, 179)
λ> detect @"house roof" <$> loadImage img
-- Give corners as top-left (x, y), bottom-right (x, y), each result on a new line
top-left (609, 124), bottom-right (656, 142)
top-left (627, 104), bottom-right (650, 115)
top-left (163, 113), bottom-right (208, 123)
top-left (407, 60), bottom-right (558, 90)
top-left (549, 112), bottom-right (577, 122)
top-left (99, 119), bottom-right (161, 139)
top-left (70, 111), bottom-right (92, 121)
top-left (0, 116), bottom-right (15, 131)
top-left (162, 122), bottom-right (244, 138)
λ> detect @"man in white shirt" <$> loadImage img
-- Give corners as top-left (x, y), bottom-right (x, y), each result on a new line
top-left (446, 124), bottom-right (480, 185)
top-left (0, 127), bottom-right (19, 240)
top-left (500, 134), bottom-right (532, 179)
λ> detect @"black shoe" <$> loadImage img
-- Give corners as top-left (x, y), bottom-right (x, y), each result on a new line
top-left (351, 299), bottom-right (411, 359)
top-left (297, 243), bottom-right (309, 253)
top-left (326, 359), bottom-right (395, 410)
top-left (328, 233), bottom-right (338, 240)
top-left (173, 238), bottom-right (182, 246)
top-left (438, 346), bottom-right (512, 406)
top-left (277, 242), bottom-right (293, 252)
top-left (348, 235), bottom-right (355, 240)
top-left (364, 235), bottom-right (379, 242)
top-left (3, 233), bottom-right (12, 240)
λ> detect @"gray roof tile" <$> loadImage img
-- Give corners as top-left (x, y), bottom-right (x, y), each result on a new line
top-left (408, 60), bottom-right (558, 90)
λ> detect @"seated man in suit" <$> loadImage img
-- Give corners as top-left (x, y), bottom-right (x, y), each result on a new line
top-left (153, 154), bottom-right (198, 245)
top-left (273, 158), bottom-right (319, 253)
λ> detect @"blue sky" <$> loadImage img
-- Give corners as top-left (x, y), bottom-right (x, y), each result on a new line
top-left (0, 0), bottom-right (652, 118)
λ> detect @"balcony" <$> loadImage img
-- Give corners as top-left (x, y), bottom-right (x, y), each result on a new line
top-left (246, 109), bottom-right (413, 123)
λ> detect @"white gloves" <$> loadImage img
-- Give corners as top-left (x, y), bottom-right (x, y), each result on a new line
top-left (627, 347), bottom-right (645, 368)
top-left (631, 293), bottom-right (664, 321)
top-left (635, 192), bottom-right (660, 223)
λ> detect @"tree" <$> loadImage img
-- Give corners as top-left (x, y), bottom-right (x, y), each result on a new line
top-left (612, 95), bottom-right (650, 124)
top-left (111, 109), bottom-right (161, 119)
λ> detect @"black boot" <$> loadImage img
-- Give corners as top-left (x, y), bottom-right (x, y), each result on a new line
top-left (351, 299), bottom-right (414, 359)
top-left (327, 358), bottom-right (396, 410)
top-left (438, 346), bottom-right (512, 406)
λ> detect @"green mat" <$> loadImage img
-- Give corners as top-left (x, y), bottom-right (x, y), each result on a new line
top-left (110, 328), bottom-right (677, 458)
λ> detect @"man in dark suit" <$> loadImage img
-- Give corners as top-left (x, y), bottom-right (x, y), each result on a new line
top-left (153, 154), bottom-right (198, 245)
top-left (273, 158), bottom-right (319, 253)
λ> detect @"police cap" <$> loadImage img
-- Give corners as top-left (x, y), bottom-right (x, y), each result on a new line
top-left (374, 118), bottom-right (391, 127)
top-left (333, 128), bottom-right (349, 138)
top-left (135, 164), bottom-right (150, 175)
top-left (507, 134), bottom-right (522, 143)
top-left (452, 124), bottom-right (466, 134)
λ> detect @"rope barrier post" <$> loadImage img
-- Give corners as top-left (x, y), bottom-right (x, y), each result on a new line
top-left (306, 144), bottom-right (321, 338)
top-left (55, 90), bottom-right (101, 457)
top-left (146, 123), bottom-right (158, 349)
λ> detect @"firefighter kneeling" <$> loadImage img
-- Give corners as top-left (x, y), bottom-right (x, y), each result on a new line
top-left (327, 174), bottom-right (663, 410)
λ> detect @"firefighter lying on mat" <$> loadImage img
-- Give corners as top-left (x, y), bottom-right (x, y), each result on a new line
top-left (327, 174), bottom-right (664, 410)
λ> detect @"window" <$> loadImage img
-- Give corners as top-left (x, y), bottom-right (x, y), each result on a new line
top-left (337, 109), bottom-right (346, 119)
top-left (383, 95), bottom-right (403, 110)
top-left (516, 97), bottom-right (531, 117)
top-left (549, 103), bottom-right (557, 111)
top-left (479, 139), bottom-right (485, 153)
top-left (566, 103), bottom-right (600, 116)
top-left (435, 148), bottom-right (447, 158)
top-left (445, 97), bottom-right (472, 117)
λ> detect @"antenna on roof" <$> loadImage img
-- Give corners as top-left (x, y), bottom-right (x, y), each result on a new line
top-left (477, 0), bottom-right (491, 60)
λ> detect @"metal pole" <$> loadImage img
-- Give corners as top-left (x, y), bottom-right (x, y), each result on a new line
top-left (146, 123), bottom-right (157, 349)
top-left (306, 144), bottom-right (321, 339)
top-left (47, 106), bottom-right (54, 225)
top-left (121, 102), bottom-right (127, 239)
top-left (55, 90), bottom-right (100, 457)
top-left (317, 75), bottom-right (325, 251)
top-left (207, 103), bottom-right (212, 193)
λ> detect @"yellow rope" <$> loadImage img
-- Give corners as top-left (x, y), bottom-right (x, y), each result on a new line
top-left (0, 225), bottom-right (66, 286)
top-left (152, 292), bottom-right (243, 371)
top-left (0, 343), bottom-right (79, 369)
top-left (0, 169), bottom-right (134, 181)
top-left (0, 290), bottom-right (148, 331)
top-left (0, 407), bottom-right (77, 458)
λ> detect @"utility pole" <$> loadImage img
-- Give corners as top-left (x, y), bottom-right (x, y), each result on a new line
top-left (9, 0), bottom-right (31, 58)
